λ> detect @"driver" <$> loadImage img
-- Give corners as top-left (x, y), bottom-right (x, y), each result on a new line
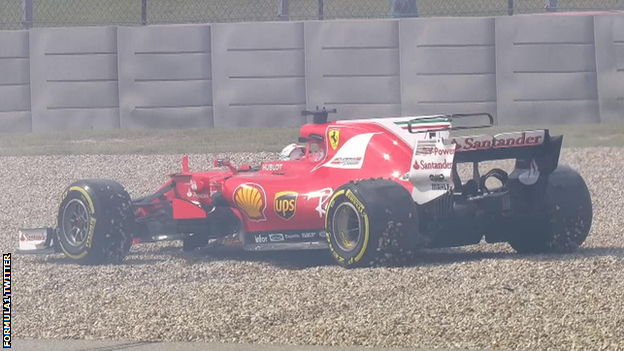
top-left (279, 143), bottom-right (306, 161)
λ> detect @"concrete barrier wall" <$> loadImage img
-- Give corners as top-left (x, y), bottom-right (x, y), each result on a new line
top-left (117, 25), bottom-right (213, 129)
top-left (594, 14), bottom-right (624, 123)
top-left (305, 20), bottom-right (402, 121)
top-left (29, 27), bottom-right (120, 132)
top-left (211, 22), bottom-right (306, 127)
top-left (400, 17), bottom-right (497, 120)
top-left (1, 13), bottom-right (623, 133)
top-left (495, 15), bottom-right (600, 125)
top-left (0, 31), bottom-right (31, 133)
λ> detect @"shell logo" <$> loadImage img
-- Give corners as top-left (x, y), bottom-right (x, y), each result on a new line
top-left (233, 183), bottom-right (267, 221)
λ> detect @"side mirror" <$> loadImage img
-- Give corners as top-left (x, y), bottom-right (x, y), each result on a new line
top-left (214, 158), bottom-right (237, 174)
top-left (213, 158), bottom-right (231, 167)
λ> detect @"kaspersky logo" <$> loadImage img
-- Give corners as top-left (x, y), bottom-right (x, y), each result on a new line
top-left (274, 191), bottom-right (298, 220)
top-left (233, 183), bottom-right (267, 221)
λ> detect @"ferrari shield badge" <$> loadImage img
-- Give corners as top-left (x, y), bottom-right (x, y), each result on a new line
top-left (329, 129), bottom-right (340, 150)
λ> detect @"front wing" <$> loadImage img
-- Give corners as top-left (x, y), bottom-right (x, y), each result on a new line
top-left (17, 227), bottom-right (59, 255)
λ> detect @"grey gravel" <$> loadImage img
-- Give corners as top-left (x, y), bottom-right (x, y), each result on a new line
top-left (5, 148), bottom-right (624, 351)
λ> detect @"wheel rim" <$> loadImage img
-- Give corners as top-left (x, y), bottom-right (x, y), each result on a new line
top-left (332, 202), bottom-right (362, 252)
top-left (61, 198), bottom-right (91, 247)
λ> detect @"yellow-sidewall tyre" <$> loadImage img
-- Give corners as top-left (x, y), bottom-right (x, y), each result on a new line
top-left (324, 179), bottom-right (420, 268)
top-left (57, 179), bottom-right (135, 265)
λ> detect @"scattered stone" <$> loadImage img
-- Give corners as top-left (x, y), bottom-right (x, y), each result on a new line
top-left (4, 148), bottom-right (624, 351)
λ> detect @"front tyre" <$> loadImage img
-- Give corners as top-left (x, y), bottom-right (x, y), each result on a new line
top-left (324, 179), bottom-right (420, 268)
top-left (508, 165), bottom-right (593, 254)
top-left (57, 179), bottom-right (135, 265)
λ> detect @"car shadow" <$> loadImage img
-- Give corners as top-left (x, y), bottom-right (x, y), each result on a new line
top-left (36, 254), bottom-right (169, 267)
top-left (402, 246), bottom-right (624, 268)
top-left (41, 245), bottom-right (624, 269)
top-left (142, 244), bottom-right (624, 270)
top-left (166, 249), bottom-right (338, 269)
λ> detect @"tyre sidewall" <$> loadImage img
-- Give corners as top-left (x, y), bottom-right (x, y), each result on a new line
top-left (508, 165), bottom-right (593, 254)
top-left (325, 186), bottom-right (372, 267)
top-left (545, 165), bottom-right (593, 250)
top-left (57, 184), bottom-right (107, 261)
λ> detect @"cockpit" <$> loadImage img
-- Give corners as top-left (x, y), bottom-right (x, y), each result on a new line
top-left (279, 140), bottom-right (325, 162)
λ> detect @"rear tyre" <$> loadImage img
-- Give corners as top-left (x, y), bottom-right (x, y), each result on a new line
top-left (324, 179), bottom-right (421, 268)
top-left (57, 179), bottom-right (135, 265)
top-left (508, 165), bottom-right (593, 254)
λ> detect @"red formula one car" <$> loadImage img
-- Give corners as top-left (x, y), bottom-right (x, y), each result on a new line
top-left (17, 109), bottom-right (593, 268)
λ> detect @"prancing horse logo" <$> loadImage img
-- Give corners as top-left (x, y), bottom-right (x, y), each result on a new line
top-left (329, 129), bottom-right (340, 150)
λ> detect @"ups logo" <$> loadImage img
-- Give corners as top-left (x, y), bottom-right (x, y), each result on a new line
top-left (274, 191), bottom-right (298, 220)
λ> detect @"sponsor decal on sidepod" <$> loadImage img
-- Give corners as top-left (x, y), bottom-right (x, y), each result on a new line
top-left (269, 234), bottom-right (285, 242)
top-left (262, 163), bottom-right (283, 172)
top-left (233, 183), bottom-right (267, 221)
top-left (304, 188), bottom-right (334, 218)
top-left (274, 191), bottom-right (298, 220)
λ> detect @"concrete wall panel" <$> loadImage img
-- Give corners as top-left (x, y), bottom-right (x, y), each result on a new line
top-left (400, 17), bottom-right (497, 120)
top-left (496, 15), bottom-right (600, 125)
top-left (227, 51), bottom-right (304, 77)
top-left (131, 54), bottom-right (212, 81)
top-left (0, 30), bottom-right (31, 133)
top-left (594, 14), bottom-right (624, 123)
top-left (133, 81), bottom-right (212, 108)
top-left (305, 19), bottom-right (401, 121)
top-left (321, 50), bottom-right (399, 76)
top-left (117, 25), bottom-right (213, 129)
top-left (29, 27), bottom-right (120, 132)
top-left (409, 75), bottom-right (497, 105)
top-left (511, 46), bottom-right (596, 72)
top-left (47, 82), bottom-right (119, 109)
top-left (44, 55), bottom-right (118, 81)
top-left (0, 59), bottom-right (29, 85)
top-left (212, 22), bottom-right (306, 127)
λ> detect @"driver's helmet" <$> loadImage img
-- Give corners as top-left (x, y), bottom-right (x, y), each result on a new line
top-left (279, 143), bottom-right (306, 161)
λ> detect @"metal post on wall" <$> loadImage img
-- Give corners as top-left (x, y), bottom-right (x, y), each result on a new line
top-left (22, 0), bottom-right (33, 29)
top-left (318, 0), bottom-right (324, 20)
top-left (546, 0), bottom-right (558, 12)
top-left (278, 0), bottom-right (290, 21)
top-left (141, 0), bottom-right (148, 25)
top-left (507, 0), bottom-right (514, 15)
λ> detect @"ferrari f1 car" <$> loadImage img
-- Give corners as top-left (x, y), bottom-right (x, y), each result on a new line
top-left (17, 108), bottom-right (593, 268)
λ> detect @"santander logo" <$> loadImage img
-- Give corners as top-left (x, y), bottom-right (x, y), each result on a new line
top-left (413, 159), bottom-right (453, 170)
top-left (452, 131), bottom-right (546, 152)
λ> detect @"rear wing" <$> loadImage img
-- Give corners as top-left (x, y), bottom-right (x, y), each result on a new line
top-left (406, 113), bottom-right (495, 133)
top-left (407, 112), bottom-right (563, 176)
